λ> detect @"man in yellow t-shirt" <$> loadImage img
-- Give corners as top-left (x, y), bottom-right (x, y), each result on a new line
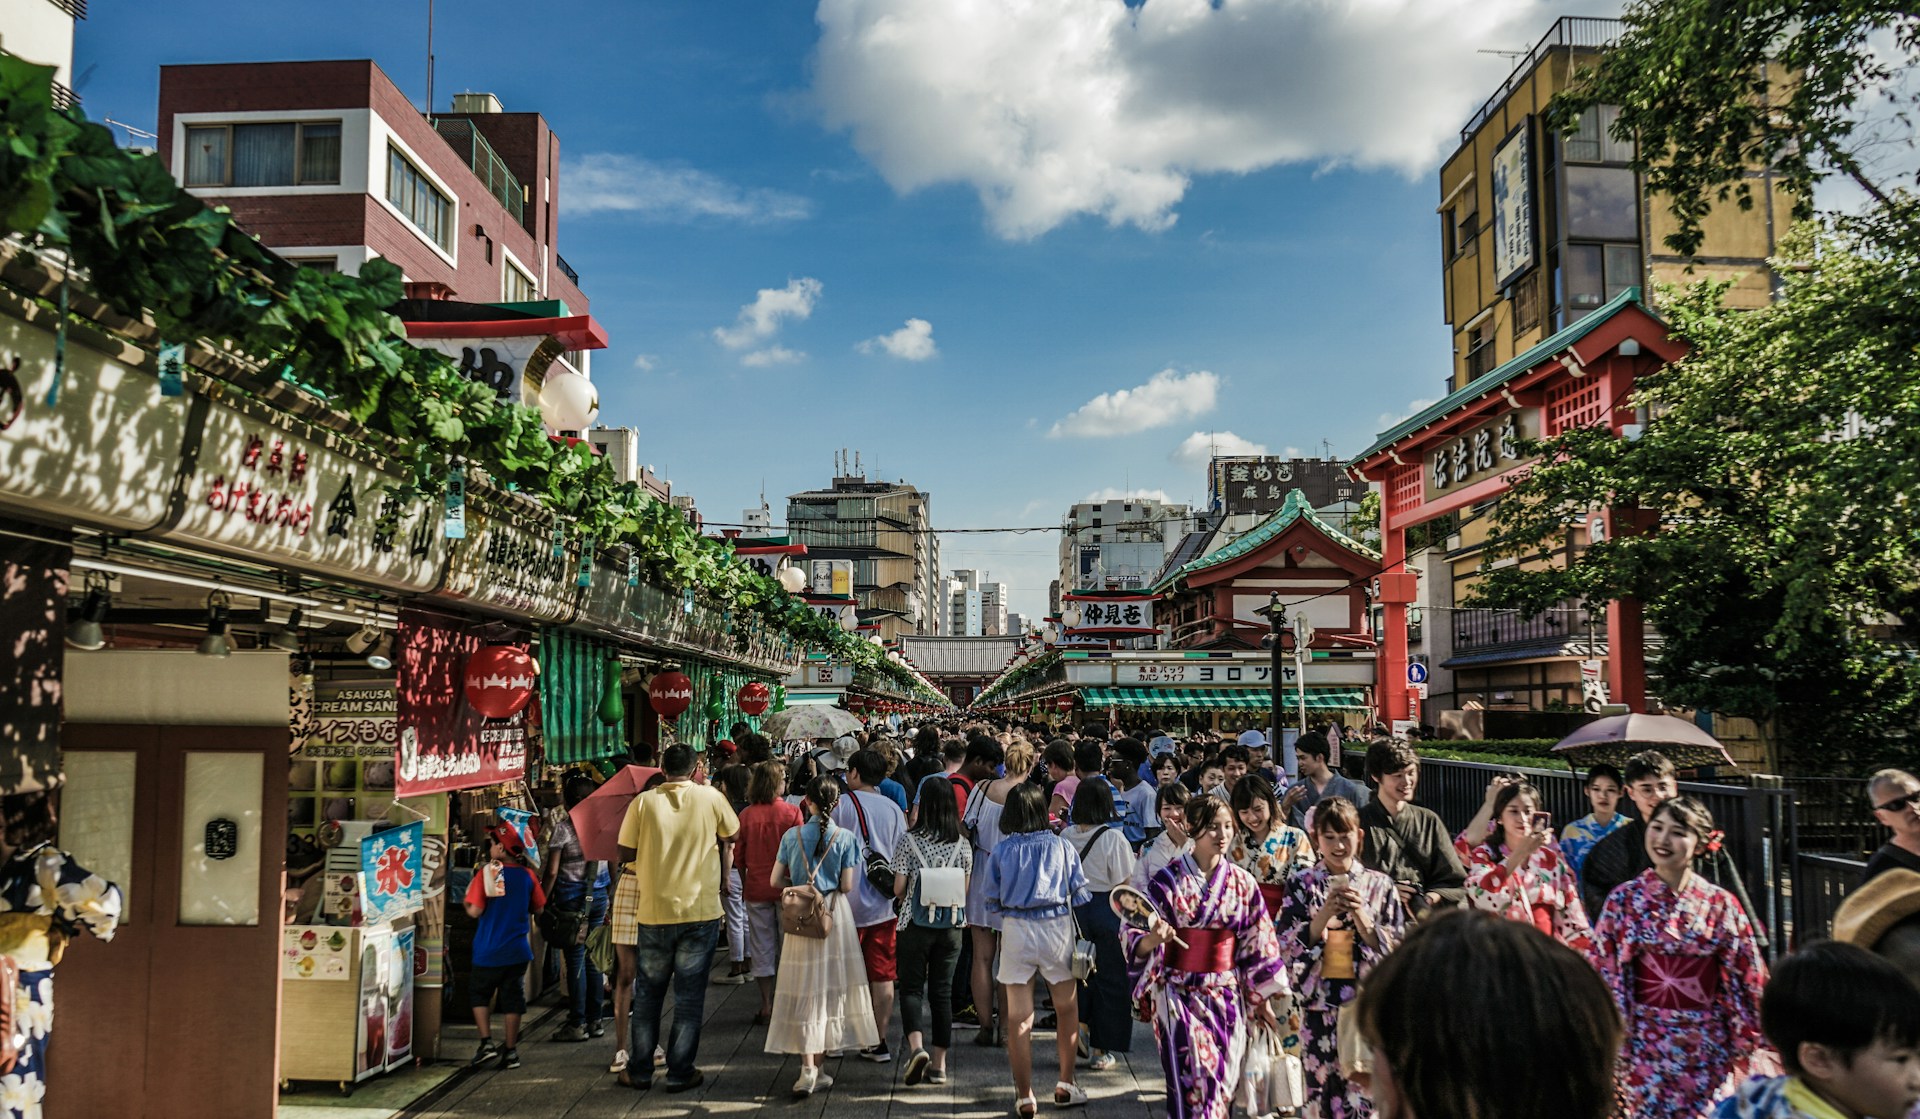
top-left (612, 743), bottom-right (738, 1092)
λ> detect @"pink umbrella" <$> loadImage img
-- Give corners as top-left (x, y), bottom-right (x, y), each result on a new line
top-left (1550, 713), bottom-right (1734, 769)
top-left (569, 765), bottom-right (663, 861)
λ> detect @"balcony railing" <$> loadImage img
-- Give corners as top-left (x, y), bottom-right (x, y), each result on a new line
top-left (556, 253), bottom-right (579, 287)
top-left (431, 118), bottom-right (524, 223)
top-left (45, 0), bottom-right (87, 19)
top-left (1451, 600), bottom-right (1602, 653)
top-left (1460, 16), bottom-right (1622, 145)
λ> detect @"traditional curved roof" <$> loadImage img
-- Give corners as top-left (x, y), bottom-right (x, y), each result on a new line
top-left (1151, 488), bottom-right (1379, 593)
top-left (897, 635), bottom-right (1025, 677)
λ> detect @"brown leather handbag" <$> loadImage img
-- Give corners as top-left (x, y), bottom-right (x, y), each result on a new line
top-left (779, 835), bottom-right (833, 940)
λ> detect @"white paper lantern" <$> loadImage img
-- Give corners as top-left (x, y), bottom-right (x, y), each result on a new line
top-left (539, 370), bottom-right (600, 431)
top-left (776, 564), bottom-right (808, 593)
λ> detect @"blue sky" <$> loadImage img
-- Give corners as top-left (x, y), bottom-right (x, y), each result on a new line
top-left (78, 0), bottom-right (1618, 620)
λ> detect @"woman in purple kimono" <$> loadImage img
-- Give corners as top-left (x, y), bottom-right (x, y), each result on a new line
top-left (1127, 794), bottom-right (1291, 1119)
top-left (1278, 796), bottom-right (1406, 1118)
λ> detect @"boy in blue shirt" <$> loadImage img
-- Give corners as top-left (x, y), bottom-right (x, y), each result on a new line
top-left (1714, 940), bottom-right (1920, 1119)
top-left (463, 823), bottom-right (546, 1070)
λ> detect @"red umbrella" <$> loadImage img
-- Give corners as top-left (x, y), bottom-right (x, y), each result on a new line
top-left (569, 765), bottom-right (663, 861)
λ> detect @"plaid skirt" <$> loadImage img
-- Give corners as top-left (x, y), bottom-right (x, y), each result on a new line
top-left (610, 873), bottom-right (641, 946)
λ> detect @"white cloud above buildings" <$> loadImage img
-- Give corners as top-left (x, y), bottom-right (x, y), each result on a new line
top-left (565, 153), bottom-right (812, 223)
top-left (714, 278), bottom-right (823, 366)
top-left (1170, 430), bottom-right (1268, 466)
top-left (857, 318), bottom-right (938, 361)
top-left (1049, 368), bottom-right (1219, 438)
top-left (811, 0), bottom-right (1623, 239)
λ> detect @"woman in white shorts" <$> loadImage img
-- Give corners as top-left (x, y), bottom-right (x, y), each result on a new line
top-left (985, 782), bottom-right (1092, 1118)
top-left (964, 738), bottom-right (1029, 1046)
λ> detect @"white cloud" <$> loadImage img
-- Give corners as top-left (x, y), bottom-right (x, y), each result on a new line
top-left (1377, 399), bottom-right (1437, 431)
top-left (1048, 368), bottom-right (1218, 438)
top-left (631, 354), bottom-right (658, 372)
top-left (1170, 430), bottom-right (1268, 466)
top-left (741, 346), bottom-right (805, 367)
top-left (811, 0), bottom-right (1621, 239)
top-left (713, 278), bottom-right (824, 351)
top-left (1283, 445), bottom-right (1304, 459)
top-left (564, 153), bottom-right (812, 223)
top-left (857, 318), bottom-right (938, 361)
top-left (1083, 487), bottom-right (1175, 504)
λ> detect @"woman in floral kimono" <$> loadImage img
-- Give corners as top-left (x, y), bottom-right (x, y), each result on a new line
top-left (1228, 774), bottom-right (1313, 1063)
top-left (1128, 794), bottom-right (1290, 1119)
top-left (1454, 780), bottom-right (1592, 953)
top-left (0, 791), bottom-right (122, 1118)
top-left (1590, 797), bottom-right (1776, 1119)
top-left (1278, 796), bottom-right (1405, 1119)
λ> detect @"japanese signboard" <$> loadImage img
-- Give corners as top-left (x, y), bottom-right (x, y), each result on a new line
top-left (396, 611), bottom-right (530, 796)
top-left (0, 305), bottom-right (187, 533)
top-left (360, 820), bottom-right (425, 926)
top-left (1064, 597), bottom-right (1156, 636)
top-left (1209, 457), bottom-right (1358, 516)
top-left (165, 395), bottom-right (446, 592)
top-left (1491, 120), bottom-right (1537, 289)
top-left (407, 333), bottom-right (556, 405)
top-left (809, 559), bottom-right (854, 597)
top-left (439, 501), bottom-right (582, 624)
top-left (1423, 408), bottom-right (1539, 501)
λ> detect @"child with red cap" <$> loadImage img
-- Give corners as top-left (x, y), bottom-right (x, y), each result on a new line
top-left (464, 822), bottom-right (546, 1070)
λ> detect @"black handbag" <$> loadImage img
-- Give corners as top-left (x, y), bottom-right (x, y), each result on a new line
top-left (537, 898), bottom-right (589, 947)
top-left (848, 792), bottom-right (898, 897)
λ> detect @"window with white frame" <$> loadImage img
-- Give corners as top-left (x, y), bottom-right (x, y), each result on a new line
top-left (184, 121), bottom-right (342, 187)
top-left (502, 258), bottom-right (537, 303)
top-left (386, 146), bottom-right (454, 252)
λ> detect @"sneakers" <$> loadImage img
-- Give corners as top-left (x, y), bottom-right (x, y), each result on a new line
top-left (588, 1020), bottom-right (606, 1039)
top-left (954, 1005), bottom-right (981, 1027)
top-left (552, 1023), bottom-right (588, 1043)
top-left (903, 1048), bottom-right (931, 1086)
top-left (1087, 1052), bottom-right (1117, 1072)
top-left (859, 1042), bottom-right (892, 1063)
top-left (470, 1039), bottom-right (500, 1068)
top-left (608, 1048), bottom-right (629, 1074)
top-left (501, 1047), bottom-right (521, 1070)
top-left (793, 1067), bottom-right (834, 1097)
top-left (927, 1068), bottom-right (948, 1085)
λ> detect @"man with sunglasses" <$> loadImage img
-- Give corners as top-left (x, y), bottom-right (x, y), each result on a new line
top-left (1864, 769), bottom-right (1920, 881)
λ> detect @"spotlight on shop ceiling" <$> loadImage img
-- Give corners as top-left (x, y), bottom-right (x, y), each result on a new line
top-left (268, 607), bottom-right (305, 653)
top-left (66, 575), bottom-right (110, 651)
top-left (348, 624), bottom-right (395, 670)
top-left (197, 592), bottom-right (232, 658)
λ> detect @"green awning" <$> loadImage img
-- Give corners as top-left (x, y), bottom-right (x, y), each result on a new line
top-left (785, 692), bottom-right (844, 707)
top-left (1081, 686), bottom-right (1369, 711)
top-left (538, 628), bottom-right (627, 764)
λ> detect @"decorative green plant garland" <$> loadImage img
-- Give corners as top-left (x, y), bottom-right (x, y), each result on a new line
top-left (0, 57), bottom-right (942, 702)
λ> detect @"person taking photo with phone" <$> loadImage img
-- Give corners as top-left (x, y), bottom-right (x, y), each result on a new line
top-left (1456, 778), bottom-right (1592, 952)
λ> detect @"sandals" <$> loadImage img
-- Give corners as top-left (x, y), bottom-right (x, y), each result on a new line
top-left (1054, 1082), bottom-right (1088, 1108)
top-left (1016, 1095), bottom-right (1038, 1118)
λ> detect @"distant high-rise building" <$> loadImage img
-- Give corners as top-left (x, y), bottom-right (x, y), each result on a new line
top-left (787, 454), bottom-right (939, 640)
top-left (980, 580), bottom-right (1009, 635)
top-left (1006, 611), bottom-right (1029, 638)
top-left (1059, 496), bottom-right (1193, 595)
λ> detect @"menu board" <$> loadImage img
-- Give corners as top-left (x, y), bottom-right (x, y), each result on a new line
top-left (282, 924), bottom-right (353, 981)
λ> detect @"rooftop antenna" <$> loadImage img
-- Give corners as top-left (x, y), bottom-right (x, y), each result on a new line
top-left (425, 0), bottom-right (437, 120)
top-left (103, 118), bottom-right (158, 144)
top-left (1478, 48), bottom-right (1527, 61)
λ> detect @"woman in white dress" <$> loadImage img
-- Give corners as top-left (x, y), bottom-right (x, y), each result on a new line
top-left (766, 777), bottom-right (879, 1095)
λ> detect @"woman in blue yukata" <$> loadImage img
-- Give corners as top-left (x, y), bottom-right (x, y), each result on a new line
top-left (0, 790), bottom-right (123, 1119)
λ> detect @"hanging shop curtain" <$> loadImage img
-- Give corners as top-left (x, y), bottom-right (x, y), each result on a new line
top-left (538, 629), bottom-right (626, 765)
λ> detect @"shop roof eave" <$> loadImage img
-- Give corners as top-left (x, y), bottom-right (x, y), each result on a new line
top-left (1347, 286), bottom-right (1657, 473)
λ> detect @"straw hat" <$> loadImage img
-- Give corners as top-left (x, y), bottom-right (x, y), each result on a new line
top-left (1833, 868), bottom-right (1920, 949)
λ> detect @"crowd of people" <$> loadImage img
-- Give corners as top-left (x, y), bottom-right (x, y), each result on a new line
top-left (461, 717), bottom-right (1920, 1119)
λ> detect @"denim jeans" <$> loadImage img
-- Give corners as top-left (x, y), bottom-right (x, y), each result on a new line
top-left (555, 884), bottom-right (609, 1027)
top-left (631, 918), bottom-right (721, 1084)
top-left (897, 923), bottom-right (963, 1049)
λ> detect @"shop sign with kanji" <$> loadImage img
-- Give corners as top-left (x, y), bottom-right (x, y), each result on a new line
top-left (1422, 407), bottom-right (1540, 501)
top-left (360, 820), bottom-right (425, 926)
top-left (1065, 598), bottom-right (1155, 636)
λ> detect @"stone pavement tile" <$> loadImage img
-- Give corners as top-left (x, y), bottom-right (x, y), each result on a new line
top-left (423, 970), bottom-right (1172, 1119)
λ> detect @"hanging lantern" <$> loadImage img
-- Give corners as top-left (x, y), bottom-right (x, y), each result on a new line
top-left (595, 656), bottom-right (626, 727)
top-left (463, 645), bottom-right (536, 719)
top-left (538, 369), bottom-right (600, 431)
top-left (776, 563), bottom-right (808, 594)
top-left (737, 682), bottom-right (772, 716)
top-left (1056, 695), bottom-right (1075, 713)
top-left (648, 669), bottom-right (694, 718)
top-left (704, 694), bottom-right (726, 721)
top-left (771, 684), bottom-right (787, 713)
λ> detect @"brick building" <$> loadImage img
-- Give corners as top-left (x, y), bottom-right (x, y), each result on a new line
top-left (157, 60), bottom-right (589, 347)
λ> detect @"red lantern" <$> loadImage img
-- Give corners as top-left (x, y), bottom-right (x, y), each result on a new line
top-left (464, 645), bottom-right (536, 719)
top-left (648, 670), bottom-right (694, 718)
top-left (1056, 695), bottom-right (1075, 713)
top-left (737, 682), bottom-right (772, 717)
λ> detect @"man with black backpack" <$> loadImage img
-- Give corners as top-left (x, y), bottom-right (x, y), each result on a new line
top-left (834, 749), bottom-right (908, 1062)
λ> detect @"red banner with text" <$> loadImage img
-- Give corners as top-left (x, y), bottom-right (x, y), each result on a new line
top-left (395, 611), bottom-right (530, 796)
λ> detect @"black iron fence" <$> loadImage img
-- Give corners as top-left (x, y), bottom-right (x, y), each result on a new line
top-left (1793, 853), bottom-right (1868, 944)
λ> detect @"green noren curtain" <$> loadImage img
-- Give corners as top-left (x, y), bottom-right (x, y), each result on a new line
top-left (538, 629), bottom-right (627, 764)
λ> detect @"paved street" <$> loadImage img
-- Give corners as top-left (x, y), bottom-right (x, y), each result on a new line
top-left (422, 979), bottom-right (1169, 1119)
